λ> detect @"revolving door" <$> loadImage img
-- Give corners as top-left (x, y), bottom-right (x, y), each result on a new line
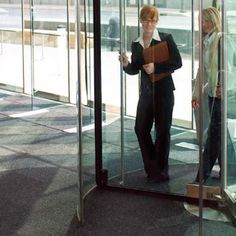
top-left (78, 0), bottom-right (236, 230)
top-left (94, 0), bottom-right (195, 194)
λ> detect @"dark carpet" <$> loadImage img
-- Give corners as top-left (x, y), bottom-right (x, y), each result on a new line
top-left (0, 91), bottom-right (236, 235)
top-left (69, 188), bottom-right (236, 236)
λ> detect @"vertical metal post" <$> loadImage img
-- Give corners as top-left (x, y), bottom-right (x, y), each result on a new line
top-left (30, 0), bottom-right (35, 110)
top-left (21, 0), bottom-right (25, 93)
top-left (83, 0), bottom-right (88, 98)
top-left (119, 0), bottom-right (126, 185)
top-left (93, 0), bottom-right (103, 186)
top-left (67, 0), bottom-right (71, 102)
top-left (75, 0), bottom-right (83, 223)
top-left (191, 0), bottom-right (195, 130)
top-left (83, 0), bottom-right (92, 122)
top-left (221, 0), bottom-right (227, 191)
top-left (198, 1), bottom-right (204, 235)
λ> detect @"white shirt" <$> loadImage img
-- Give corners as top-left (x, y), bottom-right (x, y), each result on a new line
top-left (134, 28), bottom-right (161, 48)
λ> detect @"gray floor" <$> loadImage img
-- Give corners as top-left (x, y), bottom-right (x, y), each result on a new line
top-left (0, 90), bottom-right (236, 236)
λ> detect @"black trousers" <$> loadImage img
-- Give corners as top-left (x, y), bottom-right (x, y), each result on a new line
top-left (134, 91), bottom-right (174, 176)
top-left (196, 96), bottom-right (236, 181)
top-left (202, 97), bottom-right (221, 180)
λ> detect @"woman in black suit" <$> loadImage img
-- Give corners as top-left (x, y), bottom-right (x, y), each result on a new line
top-left (119, 5), bottom-right (182, 182)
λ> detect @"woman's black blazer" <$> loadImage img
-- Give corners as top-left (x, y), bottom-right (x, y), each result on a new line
top-left (124, 32), bottom-right (182, 95)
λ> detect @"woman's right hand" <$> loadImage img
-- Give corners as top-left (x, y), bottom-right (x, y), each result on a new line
top-left (118, 52), bottom-right (129, 67)
top-left (192, 99), bottom-right (199, 109)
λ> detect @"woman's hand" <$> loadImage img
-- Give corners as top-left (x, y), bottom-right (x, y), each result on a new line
top-left (118, 52), bottom-right (129, 67)
top-left (216, 85), bottom-right (221, 98)
top-left (143, 63), bottom-right (154, 75)
top-left (192, 99), bottom-right (199, 109)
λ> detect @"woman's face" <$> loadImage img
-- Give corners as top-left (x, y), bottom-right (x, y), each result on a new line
top-left (141, 17), bottom-right (157, 34)
top-left (202, 17), bottom-right (213, 34)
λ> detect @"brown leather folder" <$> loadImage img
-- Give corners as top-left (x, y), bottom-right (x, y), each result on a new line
top-left (143, 41), bottom-right (169, 64)
top-left (143, 41), bottom-right (171, 82)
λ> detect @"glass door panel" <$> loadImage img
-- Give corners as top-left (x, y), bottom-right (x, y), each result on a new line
top-left (77, 0), bottom-right (96, 222)
top-left (100, 1), bottom-right (199, 197)
top-left (0, 1), bottom-right (24, 92)
top-left (80, 0), bottom-right (96, 195)
top-left (100, 1), bottom-right (123, 183)
top-left (31, 1), bottom-right (69, 102)
top-left (223, 0), bottom-right (236, 219)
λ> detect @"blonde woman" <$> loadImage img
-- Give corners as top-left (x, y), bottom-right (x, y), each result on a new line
top-left (119, 5), bottom-right (182, 182)
top-left (192, 7), bottom-right (236, 183)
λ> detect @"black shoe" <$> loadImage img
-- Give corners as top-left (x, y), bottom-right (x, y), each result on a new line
top-left (160, 173), bottom-right (170, 181)
top-left (193, 176), bottom-right (208, 184)
top-left (152, 173), bottom-right (170, 183)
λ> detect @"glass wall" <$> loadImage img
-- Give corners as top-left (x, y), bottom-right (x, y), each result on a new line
top-left (29, 1), bottom-right (70, 101)
top-left (0, 0), bottom-right (96, 223)
top-left (223, 0), bottom-right (236, 219)
top-left (0, 0), bottom-right (87, 104)
top-left (0, 1), bottom-right (24, 92)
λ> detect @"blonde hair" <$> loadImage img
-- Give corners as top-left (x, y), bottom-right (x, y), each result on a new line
top-left (204, 7), bottom-right (222, 97)
top-left (202, 7), bottom-right (221, 33)
top-left (193, 7), bottom-right (222, 99)
top-left (140, 5), bottom-right (159, 21)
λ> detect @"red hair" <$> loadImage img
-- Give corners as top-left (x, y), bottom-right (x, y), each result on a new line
top-left (140, 5), bottom-right (159, 21)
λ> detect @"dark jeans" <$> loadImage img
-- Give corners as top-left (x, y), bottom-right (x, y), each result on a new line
top-left (135, 91), bottom-right (174, 177)
top-left (196, 96), bottom-right (236, 182)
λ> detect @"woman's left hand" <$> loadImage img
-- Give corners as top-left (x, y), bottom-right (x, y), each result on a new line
top-left (216, 85), bottom-right (221, 98)
top-left (143, 63), bottom-right (154, 75)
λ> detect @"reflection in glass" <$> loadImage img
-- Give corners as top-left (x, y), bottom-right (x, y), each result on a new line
top-left (100, 2), bottom-right (199, 197)
top-left (225, 11), bottom-right (236, 200)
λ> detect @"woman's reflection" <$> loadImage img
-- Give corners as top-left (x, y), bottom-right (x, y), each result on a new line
top-left (192, 7), bottom-right (236, 184)
top-left (119, 5), bottom-right (182, 182)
